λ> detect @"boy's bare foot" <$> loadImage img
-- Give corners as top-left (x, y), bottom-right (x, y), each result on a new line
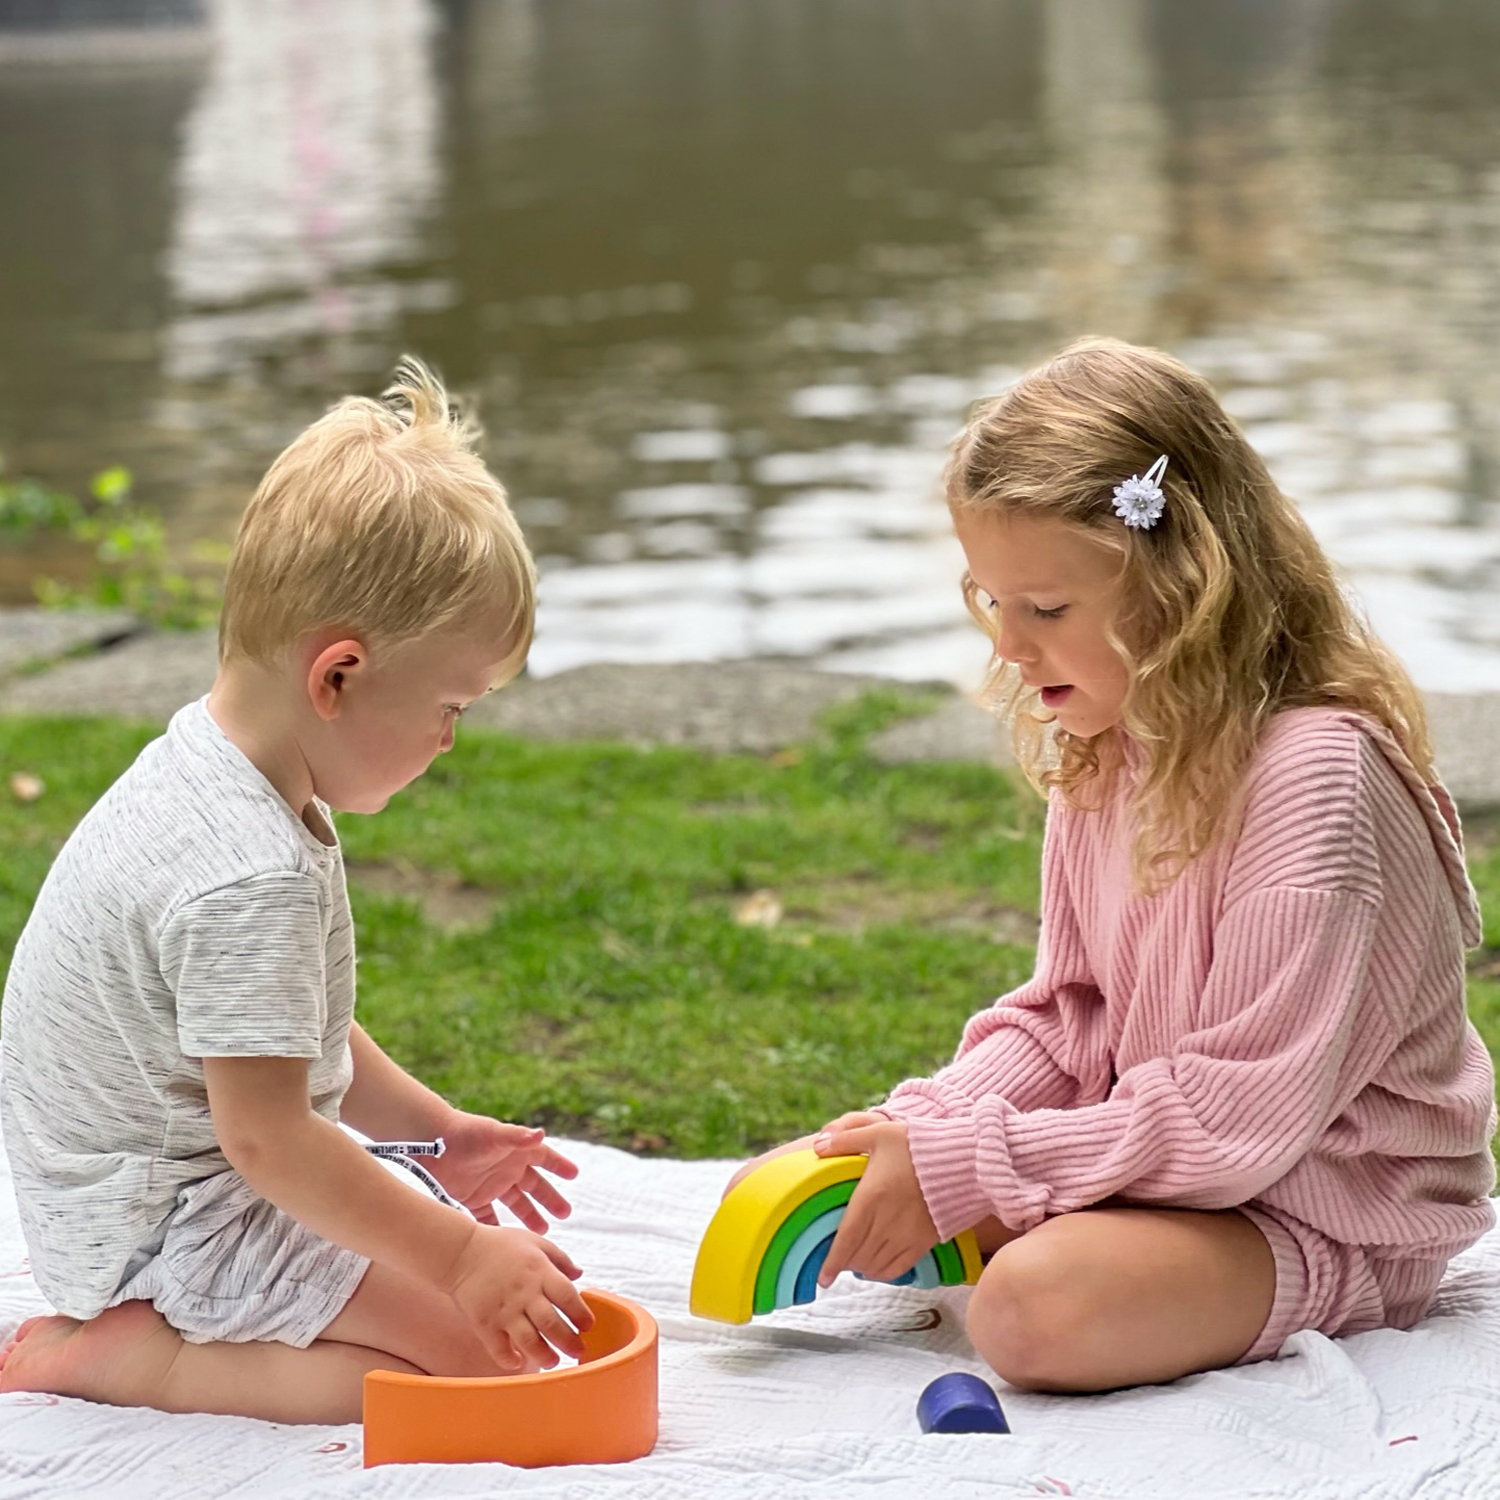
top-left (0, 1303), bottom-right (179, 1407)
top-left (0, 1315), bottom-right (46, 1376)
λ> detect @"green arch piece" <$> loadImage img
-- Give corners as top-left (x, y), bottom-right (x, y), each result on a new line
top-left (931, 1236), bottom-right (963, 1286)
top-left (752, 1179), bottom-right (856, 1315)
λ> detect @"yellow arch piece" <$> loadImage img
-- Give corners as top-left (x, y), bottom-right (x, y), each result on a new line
top-left (690, 1150), bottom-right (864, 1324)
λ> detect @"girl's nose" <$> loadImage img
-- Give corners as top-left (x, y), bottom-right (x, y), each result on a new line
top-left (994, 618), bottom-right (1037, 668)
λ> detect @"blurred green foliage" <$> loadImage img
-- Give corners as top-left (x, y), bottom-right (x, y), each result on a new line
top-left (0, 458), bottom-right (224, 629)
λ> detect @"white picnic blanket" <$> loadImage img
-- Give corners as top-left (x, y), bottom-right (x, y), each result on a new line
top-left (3, 1130), bottom-right (1499, 1500)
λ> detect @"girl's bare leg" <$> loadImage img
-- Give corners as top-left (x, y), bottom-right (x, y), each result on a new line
top-left (0, 1260), bottom-right (524, 1424)
top-left (965, 1205), bottom-right (1276, 1393)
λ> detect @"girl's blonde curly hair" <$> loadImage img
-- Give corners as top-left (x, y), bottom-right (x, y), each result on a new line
top-left (951, 336), bottom-right (1433, 897)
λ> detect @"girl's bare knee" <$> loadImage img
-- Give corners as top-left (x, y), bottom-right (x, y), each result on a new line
top-left (965, 1242), bottom-right (1095, 1392)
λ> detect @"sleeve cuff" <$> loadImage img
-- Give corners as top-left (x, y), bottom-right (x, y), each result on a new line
top-left (178, 1033), bottom-right (322, 1060)
top-left (903, 1113), bottom-right (994, 1242)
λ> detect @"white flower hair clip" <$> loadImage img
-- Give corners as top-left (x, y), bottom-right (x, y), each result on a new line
top-left (1112, 454), bottom-right (1169, 530)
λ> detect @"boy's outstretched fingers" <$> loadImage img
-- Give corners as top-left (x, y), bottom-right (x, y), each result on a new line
top-left (492, 1150), bottom-right (577, 1231)
top-left (533, 1140), bottom-right (581, 1181)
top-left (470, 1141), bottom-right (576, 1214)
top-left (496, 1180), bottom-right (556, 1234)
top-left (514, 1167), bottom-right (574, 1221)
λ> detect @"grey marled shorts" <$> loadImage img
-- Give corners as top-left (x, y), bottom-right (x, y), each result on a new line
top-left (106, 1168), bottom-right (371, 1347)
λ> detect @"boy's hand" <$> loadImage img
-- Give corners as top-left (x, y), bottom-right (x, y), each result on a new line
top-left (445, 1222), bottom-right (594, 1372)
top-left (813, 1118), bottom-right (937, 1289)
top-left (430, 1111), bottom-right (578, 1233)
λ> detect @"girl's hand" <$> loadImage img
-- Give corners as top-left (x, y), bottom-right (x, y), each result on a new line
top-left (722, 1133), bottom-right (818, 1198)
top-left (430, 1110), bottom-right (578, 1232)
top-left (813, 1118), bottom-right (937, 1288)
top-left (445, 1222), bottom-right (593, 1372)
top-left (721, 1111), bottom-right (888, 1199)
top-left (818, 1109), bottom-right (886, 1135)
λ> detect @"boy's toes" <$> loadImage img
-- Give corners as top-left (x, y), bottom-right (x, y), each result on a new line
top-left (0, 1315), bottom-right (84, 1395)
top-left (0, 1316), bottom-right (45, 1371)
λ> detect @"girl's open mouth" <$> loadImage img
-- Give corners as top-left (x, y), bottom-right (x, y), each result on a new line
top-left (1041, 685), bottom-right (1074, 707)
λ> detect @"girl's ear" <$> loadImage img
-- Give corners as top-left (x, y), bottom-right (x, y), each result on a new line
top-left (307, 638), bottom-right (367, 721)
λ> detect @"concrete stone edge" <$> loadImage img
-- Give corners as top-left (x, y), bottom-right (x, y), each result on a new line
top-left (1, 613), bottom-right (1497, 811)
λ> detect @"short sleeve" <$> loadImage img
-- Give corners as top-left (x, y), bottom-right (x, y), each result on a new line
top-left (160, 873), bottom-right (329, 1059)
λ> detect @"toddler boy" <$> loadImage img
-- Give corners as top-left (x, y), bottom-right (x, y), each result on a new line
top-left (0, 358), bottom-right (591, 1424)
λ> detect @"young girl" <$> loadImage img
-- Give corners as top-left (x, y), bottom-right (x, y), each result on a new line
top-left (739, 336), bottom-right (1497, 1394)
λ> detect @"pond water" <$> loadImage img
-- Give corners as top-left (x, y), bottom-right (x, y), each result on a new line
top-left (2, 0), bottom-right (1499, 689)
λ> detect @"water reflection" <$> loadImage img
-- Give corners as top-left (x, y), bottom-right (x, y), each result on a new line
top-left (0, 0), bottom-right (1498, 689)
top-left (161, 0), bottom-right (448, 400)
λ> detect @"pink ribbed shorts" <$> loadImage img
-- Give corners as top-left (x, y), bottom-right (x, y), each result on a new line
top-left (1236, 1200), bottom-right (1447, 1364)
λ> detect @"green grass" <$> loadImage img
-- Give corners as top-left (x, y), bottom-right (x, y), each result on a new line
top-left (2, 695), bottom-right (1498, 1160)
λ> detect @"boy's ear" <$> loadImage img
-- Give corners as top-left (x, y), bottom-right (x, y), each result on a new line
top-left (308, 638), bottom-right (367, 721)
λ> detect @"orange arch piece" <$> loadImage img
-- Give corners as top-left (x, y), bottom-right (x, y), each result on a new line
top-left (362, 1288), bottom-right (658, 1469)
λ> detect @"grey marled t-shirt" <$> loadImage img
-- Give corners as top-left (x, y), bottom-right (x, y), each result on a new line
top-left (0, 697), bottom-right (355, 1318)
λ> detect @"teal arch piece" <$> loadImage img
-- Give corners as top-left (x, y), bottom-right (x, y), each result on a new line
top-left (794, 1234), bottom-right (836, 1305)
top-left (908, 1251), bottom-right (942, 1290)
top-left (775, 1207), bottom-right (847, 1309)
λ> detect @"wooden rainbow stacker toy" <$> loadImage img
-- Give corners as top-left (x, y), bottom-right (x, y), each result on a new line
top-left (690, 1149), bottom-right (982, 1324)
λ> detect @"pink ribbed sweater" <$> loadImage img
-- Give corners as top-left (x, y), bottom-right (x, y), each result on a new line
top-left (882, 708), bottom-right (1497, 1258)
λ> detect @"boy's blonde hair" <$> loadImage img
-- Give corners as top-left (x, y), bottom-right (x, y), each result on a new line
top-left (219, 356), bottom-right (535, 678)
top-left (950, 336), bottom-right (1434, 897)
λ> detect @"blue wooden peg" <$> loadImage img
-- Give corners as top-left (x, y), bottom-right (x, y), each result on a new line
top-left (917, 1372), bottom-right (1010, 1434)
